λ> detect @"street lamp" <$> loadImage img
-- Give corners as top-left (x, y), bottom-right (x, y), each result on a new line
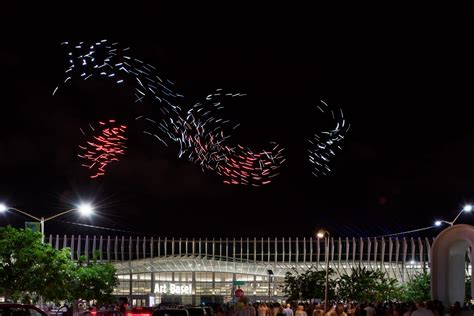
top-left (434, 204), bottom-right (472, 227)
top-left (0, 203), bottom-right (95, 235)
top-left (267, 269), bottom-right (274, 302)
top-left (317, 229), bottom-right (330, 312)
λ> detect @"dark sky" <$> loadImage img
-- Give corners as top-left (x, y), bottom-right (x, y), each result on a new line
top-left (0, 3), bottom-right (473, 238)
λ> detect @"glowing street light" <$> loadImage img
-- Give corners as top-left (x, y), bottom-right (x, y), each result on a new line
top-left (0, 202), bottom-right (95, 235)
top-left (317, 229), bottom-right (330, 311)
top-left (435, 204), bottom-right (472, 227)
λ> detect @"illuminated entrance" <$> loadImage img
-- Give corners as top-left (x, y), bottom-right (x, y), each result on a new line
top-left (431, 224), bottom-right (474, 305)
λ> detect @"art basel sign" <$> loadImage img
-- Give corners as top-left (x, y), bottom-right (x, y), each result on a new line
top-left (154, 283), bottom-right (192, 295)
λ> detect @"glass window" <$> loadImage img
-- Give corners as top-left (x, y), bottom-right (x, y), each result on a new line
top-left (196, 272), bottom-right (212, 282)
top-left (176, 272), bottom-right (193, 282)
top-left (156, 272), bottom-right (173, 281)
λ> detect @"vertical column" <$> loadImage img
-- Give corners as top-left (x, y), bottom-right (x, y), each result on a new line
top-left (77, 235), bottom-right (82, 260)
top-left (282, 238), bottom-right (286, 264)
top-left (179, 238), bottom-right (182, 256)
top-left (129, 237), bottom-right (133, 262)
top-left (241, 238), bottom-right (244, 261)
top-left (85, 235), bottom-right (90, 262)
top-left (172, 238), bottom-right (175, 257)
top-left (367, 238), bottom-right (372, 269)
top-left (114, 236), bottom-right (118, 262)
top-left (316, 237), bottom-right (320, 268)
top-left (296, 238), bottom-right (299, 264)
top-left (386, 238), bottom-right (392, 278)
top-left (226, 238), bottom-right (229, 258)
top-left (345, 237), bottom-right (350, 268)
top-left (233, 238), bottom-right (236, 261)
top-left (143, 237), bottom-right (147, 259)
top-left (395, 238), bottom-right (400, 278)
top-left (55, 235), bottom-right (60, 250)
top-left (63, 235), bottom-right (67, 249)
top-left (330, 237), bottom-right (335, 269)
top-left (219, 238), bottom-right (222, 258)
top-left (268, 237), bottom-right (271, 263)
top-left (185, 238), bottom-right (188, 256)
top-left (212, 238), bottom-right (215, 259)
top-left (70, 235), bottom-right (75, 260)
top-left (254, 238), bottom-right (257, 262)
top-left (338, 237), bottom-right (342, 270)
top-left (121, 236), bottom-right (125, 262)
top-left (136, 237), bottom-right (140, 260)
top-left (425, 237), bottom-right (431, 265)
top-left (309, 237), bottom-right (313, 263)
top-left (352, 238), bottom-right (356, 266)
top-left (274, 238), bottom-right (278, 263)
top-left (198, 238), bottom-right (201, 257)
top-left (381, 239), bottom-right (386, 271)
top-left (99, 236), bottom-right (104, 262)
top-left (158, 237), bottom-right (161, 257)
top-left (418, 238), bottom-right (424, 271)
top-left (151, 237), bottom-right (154, 259)
top-left (92, 236), bottom-right (97, 259)
top-left (205, 238), bottom-right (208, 258)
top-left (288, 238), bottom-right (292, 263)
top-left (402, 238), bottom-right (408, 282)
top-left (246, 238), bottom-right (249, 261)
top-left (373, 238), bottom-right (379, 268)
top-left (191, 238), bottom-right (195, 256)
top-left (303, 237), bottom-right (307, 263)
top-left (261, 238), bottom-right (264, 262)
top-left (164, 237), bottom-right (168, 257)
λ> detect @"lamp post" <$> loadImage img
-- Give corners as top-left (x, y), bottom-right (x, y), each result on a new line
top-left (0, 203), bottom-right (94, 237)
top-left (267, 269), bottom-right (274, 302)
top-left (317, 229), bottom-right (330, 312)
top-left (0, 203), bottom-right (94, 308)
top-left (435, 204), bottom-right (472, 227)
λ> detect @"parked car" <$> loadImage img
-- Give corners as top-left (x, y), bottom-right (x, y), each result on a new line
top-left (125, 307), bottom-right (154, 316)
top-left (152, 309), bottom-right (189, 316)
top-left (0, 304), bottom-right (47, 316)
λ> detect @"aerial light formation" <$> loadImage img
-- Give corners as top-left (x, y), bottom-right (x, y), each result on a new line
top-left (54, 40), bottom-right (348, 185)
top-left (78, 119), bottom-right (128, 178)
top-left (308, 100), bottom-right (350, 177)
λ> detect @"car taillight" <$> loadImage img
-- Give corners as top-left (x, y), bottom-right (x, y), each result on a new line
top-left (91, 311), bottom-right (97, 316)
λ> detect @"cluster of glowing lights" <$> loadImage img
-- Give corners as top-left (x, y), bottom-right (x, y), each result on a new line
top-left (308, 100), bottom-right (350, 177)
top-left (55, 40), bottom-right (350, 185)
top-left (78, 119), bottom-right (127, 178)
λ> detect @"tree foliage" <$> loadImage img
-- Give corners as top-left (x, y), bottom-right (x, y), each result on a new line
top-left (400, 272), bottom-right (431, 302)
top-left (284, 266), bottom-right (336, 301)
top-left (0, 226), bottom-right (118, 304)
top-left (336, 267), bottom-right (400, 302)
top-left (69, 255), bottom-right (119, 304)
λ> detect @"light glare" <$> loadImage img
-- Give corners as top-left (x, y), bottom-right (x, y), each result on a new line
top-left (78, 203), bottom-right (94, 216)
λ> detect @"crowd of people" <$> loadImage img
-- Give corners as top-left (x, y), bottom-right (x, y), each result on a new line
top-left (220, 298), bottom-right (472, 316)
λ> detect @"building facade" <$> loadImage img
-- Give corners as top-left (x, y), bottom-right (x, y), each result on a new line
top-left (45, 235), bottom-right (472, 306)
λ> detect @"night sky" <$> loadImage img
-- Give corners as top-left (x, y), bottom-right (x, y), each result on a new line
top-left (0, 3), bottom-right (473, 238)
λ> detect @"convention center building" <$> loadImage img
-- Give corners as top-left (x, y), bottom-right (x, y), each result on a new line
top-left (44, 235), bottom-right (471, 306)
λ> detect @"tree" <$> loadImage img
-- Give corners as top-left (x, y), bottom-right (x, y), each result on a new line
top-left (400, 272), bottom-right (430, 302)
top-left (466, 275), bottom-right (471, 302)
top-left (0, 226), bottom-right (76, 303)
top-left (336, 266), bottom-right (401, 302)
top-left (0, 226), bottom-right (118, 305)
top-left (284, 266), bottom-right (335, 301)
top-left (69, 254), bottom-right (119, 305)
